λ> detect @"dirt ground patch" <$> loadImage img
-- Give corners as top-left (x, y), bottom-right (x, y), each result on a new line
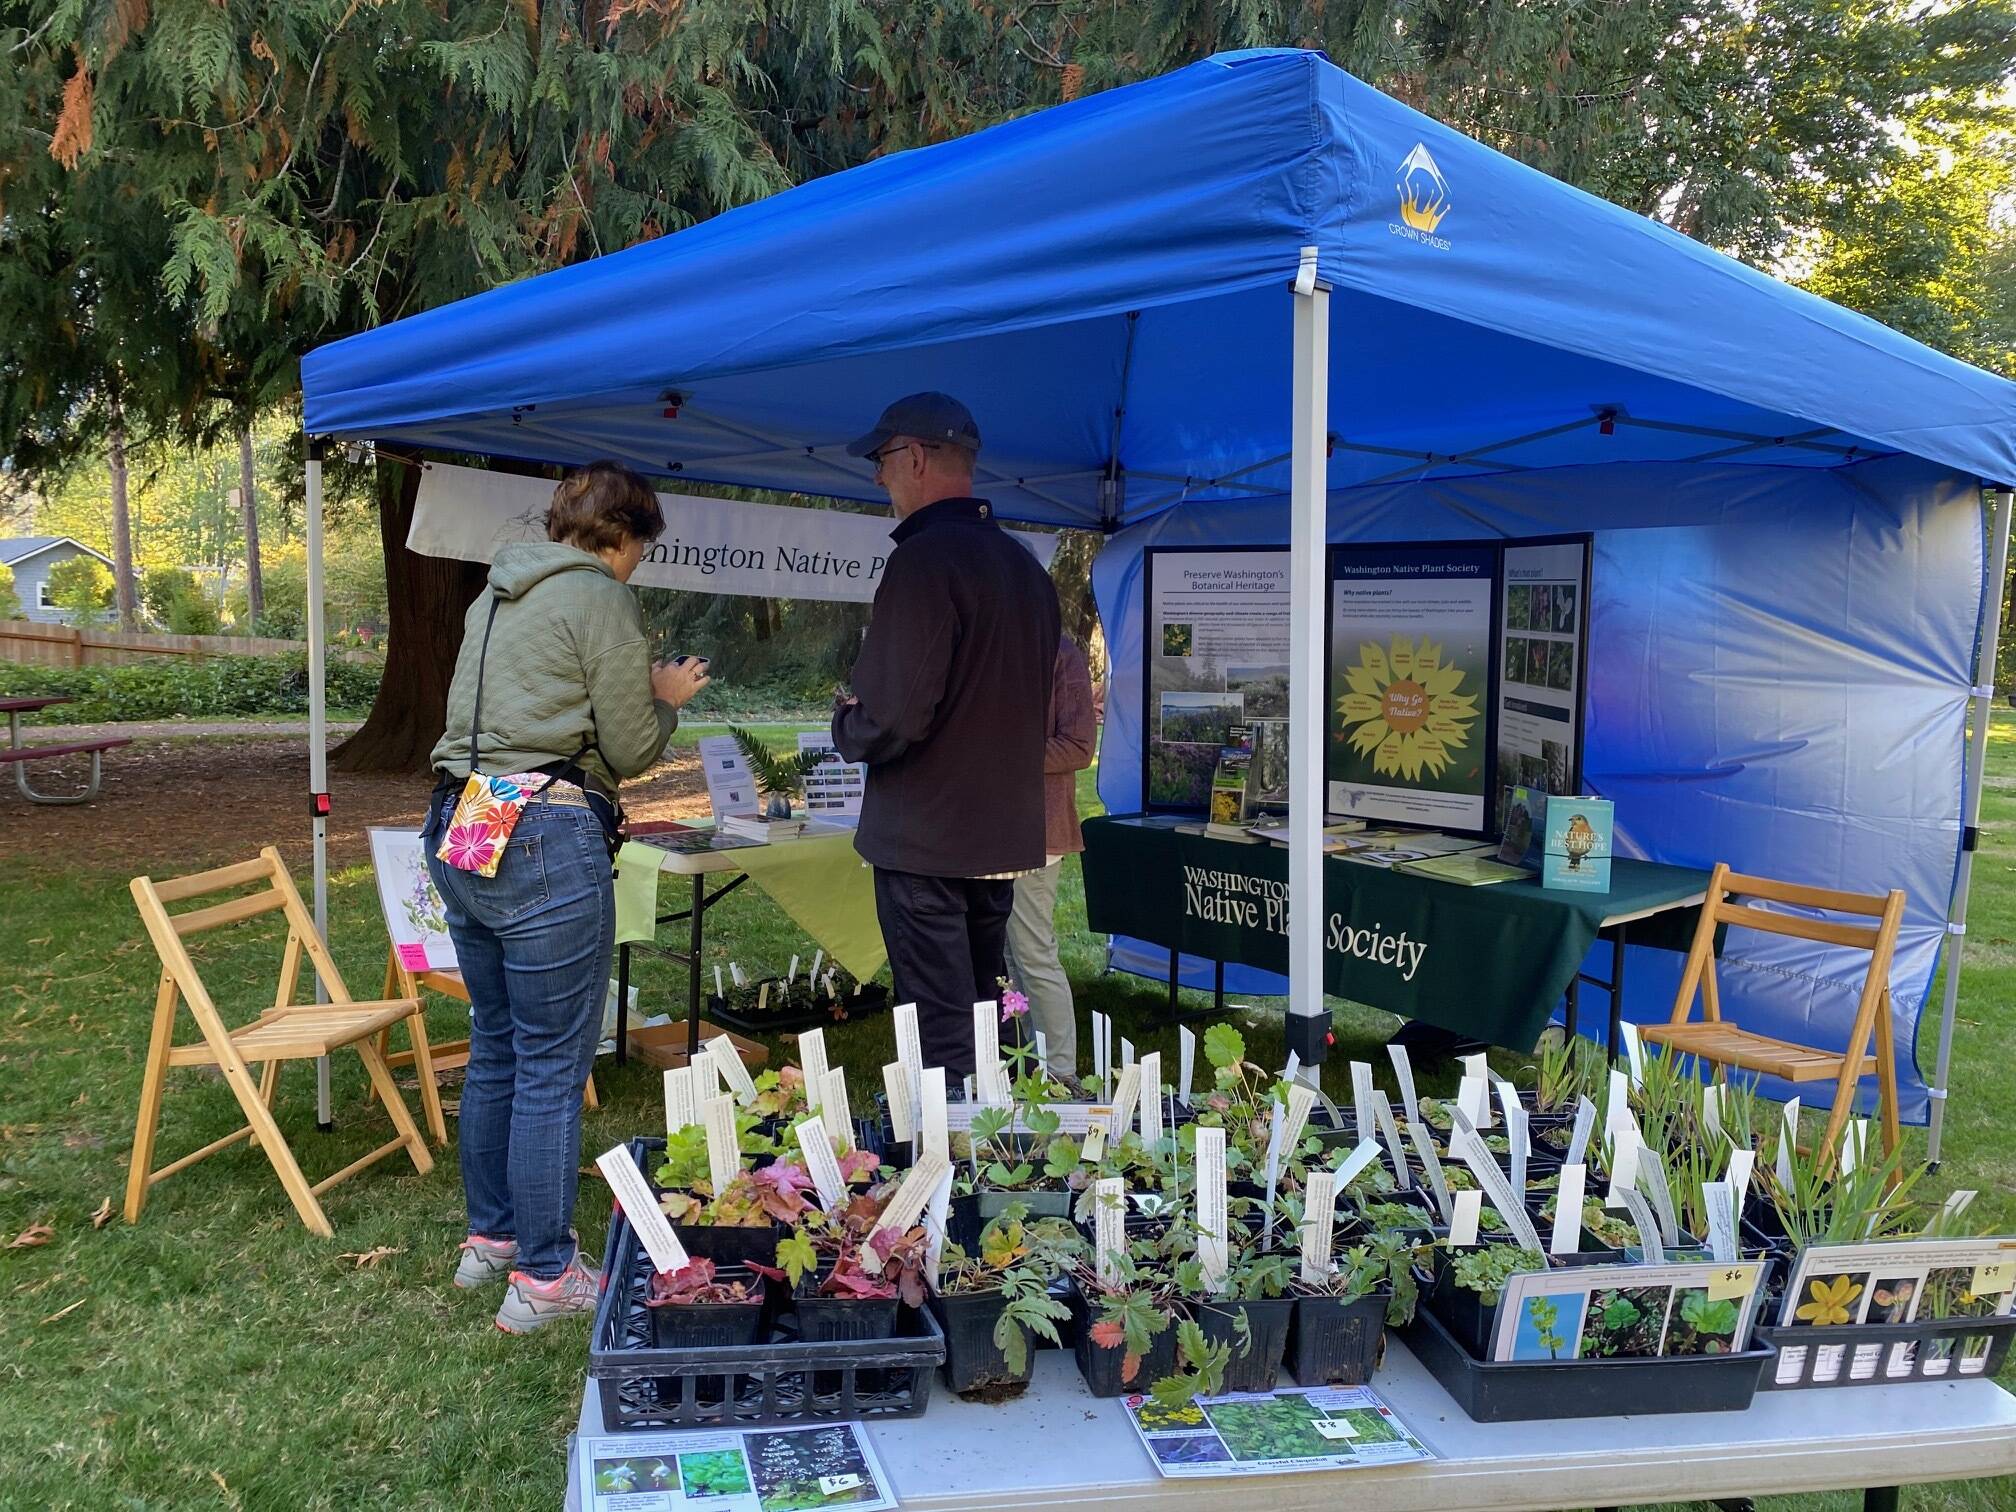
top-left (0, 734), bottom-right (712, 874)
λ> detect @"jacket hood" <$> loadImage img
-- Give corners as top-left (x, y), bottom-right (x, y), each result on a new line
top-left (488, 541), bottom-right (612, 599)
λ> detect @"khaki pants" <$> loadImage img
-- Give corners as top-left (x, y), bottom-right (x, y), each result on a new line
top-left (1004, 858), bottom-right (1075, 1079)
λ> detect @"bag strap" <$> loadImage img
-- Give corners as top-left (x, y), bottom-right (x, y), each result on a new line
top-left (467, 595), bottom-right (503, 778)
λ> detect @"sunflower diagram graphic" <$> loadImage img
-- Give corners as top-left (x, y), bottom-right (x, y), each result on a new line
top-left (1334, 636), bottom-right (1479, 782)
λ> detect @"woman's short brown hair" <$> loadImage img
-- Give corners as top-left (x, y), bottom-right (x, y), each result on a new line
top-left (545, 462), bottom-right (666, 553)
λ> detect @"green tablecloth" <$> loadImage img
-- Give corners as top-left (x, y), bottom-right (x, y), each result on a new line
top-left (1080, 816), bottom-right (1711, 1050)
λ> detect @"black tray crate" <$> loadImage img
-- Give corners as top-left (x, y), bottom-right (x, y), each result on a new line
top-left (1755, 1315), bottom-right (2016, 1389)
top-left (1401, 1303), bottom-right (1776, 1423)
top-left (710, 982), bottom-right (891, 1036)
top-left (590, 1155), bottom-right (943, 1433)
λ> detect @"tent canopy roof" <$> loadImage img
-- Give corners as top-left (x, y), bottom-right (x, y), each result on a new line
top-left (302, 48), bottom-right (2016, 526)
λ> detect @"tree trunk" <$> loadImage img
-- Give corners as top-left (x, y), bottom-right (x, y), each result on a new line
top-left (238, 424), bottom-right (265, 628)
top-left (108, 407), bottom-right (137, 632)
top-left (329, 457), bottom-right (487, 773)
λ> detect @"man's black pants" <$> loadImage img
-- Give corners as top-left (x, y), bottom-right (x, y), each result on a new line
top-left (871, 868), bottom-right (1014, 1082)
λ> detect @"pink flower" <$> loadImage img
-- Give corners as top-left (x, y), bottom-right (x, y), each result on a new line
top-left (440, 820), bottom-right (500, 870)
top-left (999, 989), bottom-right (1030, 1023)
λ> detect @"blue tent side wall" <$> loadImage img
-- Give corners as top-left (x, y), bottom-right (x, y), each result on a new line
top-left (1092, 455), bottom-right (1984, 1122)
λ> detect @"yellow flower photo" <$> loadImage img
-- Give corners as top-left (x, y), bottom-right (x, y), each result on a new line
top-left (1795, 1273), bottom-right (1865, 1326)
top-left (1333, 634), bottom-right (1480, 782)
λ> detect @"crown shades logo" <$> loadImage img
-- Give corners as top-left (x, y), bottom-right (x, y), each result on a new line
top-left (1390, 142), bottom-right (1453, 250)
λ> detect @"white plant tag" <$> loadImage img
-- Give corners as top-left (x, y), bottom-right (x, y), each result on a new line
top-left (1459, 1050), bottom-right (1490, 1081)
top-left (798, 1026), bottom-right (830, 1113)
top-left (1456, 1074), bottom-right (1489, 1131)
top-left (1621, 1020), bottom-right (1647, 1088)
top-left (787, 953), bottom-right (800, 987)
top-left (1283, 1050), bottom-right (1301, 1084)
top-left (1703, 1180), bottom-right (1739, 1263)
top-left (714, 964), bottom-right (724, 999)
top-left (810, 949), bottom-right (824, 987)
top-left (1121, 1036), bottom-right (1135, 1069)
top-left (702, 1095), bottom-right (739, 1194)
top-left (730, 960), bottom-right (745, 988)
top-left (693, 1046), bottom-right (720, 1103)
top-left (1094, 1176), bottom-right (1127, 1285)
top-left (1373, 1092), bottom-right (1413, 1191)
top-left (971, 1002), bottom-right (1006, 1105)
top-left (1619, 1187), bottom-right (1666, 1262)
top-left (1301, 1170), bottom-right (1338, 1284)
top-left (1604, 1068), bottom-right (1631, 1140)
top-left (706, 1033), bottom-right (758, 1104)
top-left (1944, 1189), bottom-right (1979, 1220)
top-left (1035, 1029), bottom-right (1048, 1068)
top-left (920, 1067), bottom-right (949, 1164)
top-left (1196, 1126), bottom-right (1229, 1291)
top-left (1727, 1146), bottom-right (1756, 1209)
top-left (1108, 1064), bottom-right (1143, 1141)
top-left (875, 1150), bottom-right (951, 1236)
top-left (1082, 1117), bottom-right (1108, 1163)
top-left (1408, 1119), bottom-right (1452, 1221)
top-left (882, 1061), bottom-right (915, 1142)
top-left (823, 1068), bottom-right (853, 1138)
top-left (1179, 1026), bottom-right (1197, 1105)
top-left (1840, 1118), bottom-right (1869, 1176)
top-left (596, 1144), bottom-right (689, 1276)
top-left (895, 1002), bottom-right (925, 1117)
top-left (1550, 1164), bottom-right (1587, 1255)
top-left (1638, 1146), bottom-right (1680, 1247)
top-left (794, 1114), bottom-right (848, 1211)
top-left (1703, 1080), bottom-right (1725, 1141)
top-left (1333, 1138), bottom-right (1382, 1193)
top-left (1451, 1122), bottom-right (1545, 1251)
top-left (663, 1066), bottom-right (696, 1133)
top-left (1091, 1011), bottom-right (1110, 1094)
top-left (1386, 1042), bottom-right (1421, 1124)
top-left (1349, 1061), bottom-right (1376, 1142)
top-left (1448, 1189), bottom-right (1483, 1248)
top-left (1275, 1083), bottom-right (1317, 1176)
top-left (1139, 1052), bottom-right (1163, 1144)
top-left (1506, 1104), bottom-right (1530, 1196)
top-left (1606, 1126), bottom-right (1641, 1210)
top-left (757, 980), bottom-right (771, 1016)
top-left (1565, 1095), bottom-right (1598, 1169)
top-left (922, 1160), bottom-right (955, 1288)
top-left (963, 1074), bottom-right (975, 1103)
top-left (1777, 1098), bottom-right (1801, 1186)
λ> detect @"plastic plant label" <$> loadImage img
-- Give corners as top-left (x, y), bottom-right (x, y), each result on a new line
top-left (810, 949), bottom-right (824, 987)
top-left (693, 1046), bottom-right (721, 1103)
top-left (1179, 1026), bottom-right (1196, 1105)
top-left (1139, 1052), bottom-right (1163, 1144)
top-left (1196, 1126), bottom-right (1229, 1291)
top-left (1972, 1262), bottom-right (2016, 1296)
top-left (1451, 1119), bottom-right (1545, 1252)
top-left (1108, 1064), bottom-right (1144, 1142)
top-left (875, 1150), bottom-right (951, 1236)
top-left (595, 1143), bottom-right (689, 1277)
top-left (1944, 1189), bottom-right (1979, 1219)
top-left (895, 1003), bottom-right (925, 1117)
top-left (1092, 1011), bottom-right (1110, 1095)
top-left (1035, 1029), bottom-right (1048, 1066)
top-left (714, 964), bottom-right (724, 999)
top-left (1603, 1068), bottom-right (1631, 1141)
top-left (1283, 1050), bottom-right (1301, 1084)
top-left (787, 953), bottom-right (800, 987)
top-left (1447, 1189), bottom-right (1483, 1248)
top-left (1637, 1145), bottom-right (1680, 1248)
top-left (882, 1061), bottom-right (915, 1142)
top-left (1456, 1075), bottom-right (1489, 1131)
top-left (1550, 1164), bottom-right (1586, 1255)
top-left (1386, 1043), bottom-right (1421, 1124)
top-left (1333, 1137), bottom-right (1382, 1193)
top-left (820, 1475), bottom-right (864, 1495)
top-left (1702, 1080), bottom-right (1724, 1141)
top-left (1505, 1102), bottom-right (1530, 1197)
top-left (1372, 1091), bottom-right (1413, 1191)
top-left (1095, 1176), bottom-right (1126, 1285)
top-left (1776, 1097), bottom-right (1801, 1187)
top-left (1703, 1180), bottom-right (1739, 1263)
top-left (920, 1068), bottom-right (949, 1164)
top-left (1459, 1050), bottom-right (1489, 1082)
top-left (1621, 1020), bottom-right (1647, 1088)
top-left (824, 1068), bottom-right (853, 1137)
top-left (758, 980), bottom-right (771, 1016)
top-left (970, 1003), bottom-right (1006, 1106)
top-left (1407, 1120), bottom-right (1452, 1221)
top-left (702, 1095), bottom-right (739, 1195)
top-left (1121, 1036), bottom-right (1135, 1069)
top-left (1349, 1061), bottom-right (1376, 1142)
top-left (799, 1027), bottom-right (831, 1113)
top-left (1565, 1095), bottom-right (1598, 1169)
top-left (963, 1074), bottom-right (975, 1103)
top-left (1619, 1187), bottom-right (1666, 1263)
top-left (663, 1066), bottom-right (696, 1133)
top-left (1273, 1083), bottom-right (1317, 1181)
top-left (795, 1113), bottom-right (848, 1211)
top-left (1300, 1169), bottom-right (1338, 1284)
top-left (706, 1033), bottom-right (758, 1104)
top-left (1605, 1126), bottom-right (1641, 1210)
top-left (1312, 1417), bottom-right (1358, 1440)
top-left (730, 960), bottom-right (745, 988)
top-left (1839, 1118), bottom-right (1869, 1176)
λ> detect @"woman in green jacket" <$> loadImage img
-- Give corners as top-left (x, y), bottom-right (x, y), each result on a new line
top-left (423, 462), bottom-right (709, 1334)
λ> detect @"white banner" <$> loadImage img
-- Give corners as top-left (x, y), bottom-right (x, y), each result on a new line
top-left (408, 462), bottom-right (1059, 603)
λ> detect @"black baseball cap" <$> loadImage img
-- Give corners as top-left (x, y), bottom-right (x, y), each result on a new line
top-left (845, 391), bottom-right (982, 458)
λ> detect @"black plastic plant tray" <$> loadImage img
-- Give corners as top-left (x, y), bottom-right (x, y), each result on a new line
top-left (1402, 1301), bottom-right (1775, 1423)
top-left (1755, 1315), bottom-right (2016, 1389)
top-left (591, 1159), bottom-right (943, 1432)
top-left (708, 983), bottom-right (891, 1036)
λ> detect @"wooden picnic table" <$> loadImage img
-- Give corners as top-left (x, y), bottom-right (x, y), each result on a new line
top-left (0, 694), bottom-right (129, 804)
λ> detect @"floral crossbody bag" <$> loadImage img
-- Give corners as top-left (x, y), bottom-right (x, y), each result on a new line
top-left (435, 597), bottom-right (593, 878)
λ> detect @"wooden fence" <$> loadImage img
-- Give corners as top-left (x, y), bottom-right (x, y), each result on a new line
top-left (0, 619), bottom-right (377, 669)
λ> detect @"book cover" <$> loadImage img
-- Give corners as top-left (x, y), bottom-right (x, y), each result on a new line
top-left (1396, 853), bottom-right (1535, 887)
top-left (1498, 786), bottom-right (1548, 867)
top-left (1207, 728), bottom-right (1256, 826)
top-left (1542, 796), bottom-right (1613, 892)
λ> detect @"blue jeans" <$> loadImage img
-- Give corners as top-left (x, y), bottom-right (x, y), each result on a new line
top-left (424, 793), bottom-right (613, 1280)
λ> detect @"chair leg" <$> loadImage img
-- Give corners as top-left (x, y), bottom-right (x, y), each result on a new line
top-left (355, 1036), bottom-right (435, 1176)
top-left (1818, 1047), bottom-right (1868, 1177)
top-left (365, 1026), bottom-right (390, 1106)
top-left (124, 974), bottom-right (178, 1223)
top-left (1874, 988), bottom-right (1902, 1166)
top-left (583, 1070), bottom-right (600, 1112)
top-left (248, 1059), bottom-right (282, 1150)
top-left (222, 1054), bottom-right (335, 1238)
top-left (407, 1009), bottom-right (447, 1145)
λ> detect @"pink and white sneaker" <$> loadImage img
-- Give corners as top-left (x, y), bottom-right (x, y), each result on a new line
top-left (453, 1233), bottom-right (520, 1290)
top-left (494, 1252), bottom-right (603, 1334)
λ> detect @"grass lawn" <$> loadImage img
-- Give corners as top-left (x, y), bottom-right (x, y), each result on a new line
top-left (5, 723), bottom-right (2016, 1508)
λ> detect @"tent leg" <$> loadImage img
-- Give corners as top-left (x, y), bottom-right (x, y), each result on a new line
top-left (1927, 485), bottom-right (2012, 1165)
top-left (1284, 248), bottom-right (1331, 1069)
top-left (307, 440), bottom-right (333, 1131)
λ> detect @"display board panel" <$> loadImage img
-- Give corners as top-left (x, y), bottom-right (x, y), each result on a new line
top-left (1494, 536), bottom-right (1593, 828)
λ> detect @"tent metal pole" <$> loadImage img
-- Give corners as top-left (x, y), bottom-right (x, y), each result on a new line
top-left (1285, 248), bottom-right (1331, 1067)
top-left (306, 439), bottom-right (333, 1130)
top-left (1927, 485), bottom-right (2013, 1166)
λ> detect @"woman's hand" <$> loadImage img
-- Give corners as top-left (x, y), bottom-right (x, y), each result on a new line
top-left (651, 655), bottom-right (711, 710)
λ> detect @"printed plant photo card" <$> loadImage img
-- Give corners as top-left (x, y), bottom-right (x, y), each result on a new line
top-left (1774, 1238), bottom-right (2016, 1384)
top-left (1489, 1260), bottom-right (1767, 1362)
top-left (1123, 1385), bottom-right (1434, 1479)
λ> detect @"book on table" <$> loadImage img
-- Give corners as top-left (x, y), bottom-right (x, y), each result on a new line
top-left (1541, 795), bottom-right (1614, 892)
top-left (718, 813), bottom-right (807, 842)
top-left (1335, 830), bottom-right (1496, 869)
top-left (1394, 852), bottom-right (1535, 886)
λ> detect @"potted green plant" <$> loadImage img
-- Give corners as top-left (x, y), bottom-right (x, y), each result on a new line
top-left (1181, 1220), bottom-right (1296, 1395)
top-left (1285, 1234), bottom-right (1412, 1386)
top-left (764, 1182), bottom-right (928, 1342)
top-left (1424, 1243), bottom-right (1547, 1359)
top-left (643, 1257), bottom-right (768, 1348)
top-left (928, 1202), bottom-right (1081, 1399)
top-left (728, 726), bottom-right (828, 820)
top-left (659, 1159), bottom-right (815, 1269)
top-left (1069, 1234), bottom-right (1185, 1397)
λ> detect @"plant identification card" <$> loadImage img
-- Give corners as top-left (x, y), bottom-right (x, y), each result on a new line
top-left (1450, 1114), bottom-right (1544, 1252)
top-left (758, 980), bottom-right (772, 1017)
top-left (1407, 1119), bottom-right (1452, 1222)
top-left (788, 954), bottom-right (800, 987)
top-left (1839, 1117), bottom-right (1869, 1175)
top-left (706, 1032), bottom-right (758, 1104)
top-left (1121, 1036), bottom-right (1135, 1069)
top-left (1272, 1083), bottom-right (1317, 1182)
top-left (1490, 1258), bottom-right (1767, 1364)
top-left (1139, 1052), bottom-right (1164, 1144)
top-left (1703, 1080), bottom-right (1724, 1141)
top-left (1618, 1188), bottom-right (1665, 1262)
top-left (1179, 1025), bottom-right (1196, 1105)
top-left (1386, 1043), bottom-right (1421, 1124)
top-left (713, 964), bottom-right (724, 999)
top-left (1550, 1164), bottom-right (1587, 1255)
top-left (1447, 1189), bottom-right (1483, 1248)
top-left (596, 1143), bottom-right (690, 1277)
top-left (895, 1002), bottom-right (925, 1118)
top-left (664, 1066), bottom-right (696, 1133)
top-left (799, 1026), bottom-right (831, 1113)
top-left (1371, 1091), bottom-right (1412, 1191)
top-left (1456, 1074), bottom-right (1489, 1131)
top-left (1035, 1029), bottom-right (1048, 1066)
top-left (1621, 1020), bottom-right (1647, 1088)
top-left (1333, 1137), bottom-right (1383, 1194)
top-left (1301, 1170), bottom-right (1338, 1284)
top-left (1637, 1146), bottom-right (1680, 1248)
top-left (1703, 1180), bottom-right (1739, 1263)
top-left (1503, 1097), bottom-right (1530, 1197)
top-left (823, 1068), bottom-right (852, 1138)
top-left (795, 1114), bottom-right (848, 1211)
top-left (1095, 1176), bottom-right (1127, 1285)
top-left (1776, 1097), bottom-right (1801, 1186)
top-left (1603, 1068), bottom-right (1631, 1141)
top-left (1349, 1060), bottom-right (1376, 1142)
top-left (920, 1067), bottom-right (949, 1164)
top-left (882, 1061), bottom-right (915, 1142)
top-left (702, 1095), bottom-right (739, 1194)
top-left (1727, 1146), bottom-right (1756, 1209)
top-left (875, 1150), bottom-right (950, 1236)
top-left (1196, 1126), bottom-right (1229, 1291)
top-left (1565, 1094), bottom-right (1598, 1169)
top-left (971, 1002), bottom-right (1008, 1105)
top-left (1091, 1010), bottom-right (1110, 1096)
top-left (1605, 1126), bottom-right (1641, 1210)
top-left (1108, 1063), bottom-right (1143, 1142)
top-left (693, 1046), bottom-right (721, 1103)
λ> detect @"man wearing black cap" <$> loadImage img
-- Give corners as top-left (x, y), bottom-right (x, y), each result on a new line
top-left (832, 393), bottom-right (1062, 1081)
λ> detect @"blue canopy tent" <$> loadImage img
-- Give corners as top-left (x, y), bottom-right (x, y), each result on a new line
top-left (303, 48), bottom-right (2016, 1154)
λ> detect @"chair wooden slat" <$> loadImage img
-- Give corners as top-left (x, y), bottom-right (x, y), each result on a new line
top-left (1720, 870), bottom-right (1898, 918)
top-left (1710, 902), bottom-right (1881, 951)
top-left (151, 855), bottom-right (276, 903)
top-left (170, 888), bottom-right (288, 936)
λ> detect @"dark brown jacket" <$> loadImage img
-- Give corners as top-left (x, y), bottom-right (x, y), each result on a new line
top-left (833, 497), bottom-right (1061, 877)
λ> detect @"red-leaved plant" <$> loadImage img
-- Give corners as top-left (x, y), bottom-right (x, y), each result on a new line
top-left (755, 1182), bottom-right (930, 1308)
top-left (644, 1256), bottom-right (762, 1307)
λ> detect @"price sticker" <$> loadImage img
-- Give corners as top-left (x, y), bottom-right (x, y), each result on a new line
top-left (1082, 1116), bottom-right (1109, 1163)
top-left (1971, 1261), bottom-right (2016, 1296)
top-left (820, 1474), bottom-right (865, 1494)
top-left (1707, 1264), bottom-right (1758, 1303)
top-left (1313, 1417), bottom-right (1359, 1440)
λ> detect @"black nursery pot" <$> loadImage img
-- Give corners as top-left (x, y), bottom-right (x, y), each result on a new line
top-left (1194, 1297), bottom-right (1293, 1395)
top-left (928, 1290), bottom-right (1035, 1399)
top-left (794, 1267), bottom-right (900, 1343)
top-left (1424, 1264), bottom-right (1503, 1360)
top-left (646, 1280), bottom-right (767, 1351)
top-left (672, 1219), bottom-right (785, 1272)
top-left (1288, 1291), bottom-right (1390, 1386)
top-left (946, 1189), bottom-right (1074, 1253)
top-left (1069, 1280), bottom-right (1180, 1398)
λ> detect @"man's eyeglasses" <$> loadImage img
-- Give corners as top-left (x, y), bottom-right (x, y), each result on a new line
top-left (868, 441), bottom-right (941, 474)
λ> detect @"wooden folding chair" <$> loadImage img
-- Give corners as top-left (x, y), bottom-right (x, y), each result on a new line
top-left (1640, 862), bottom-right (1906, 1171)
top-left (125, 847), bottom-right (437, 1238)
top-left (374, 947), bottom-right (600, 1126)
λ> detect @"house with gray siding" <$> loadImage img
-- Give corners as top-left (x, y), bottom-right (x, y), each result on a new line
top-left (0, 537), bottom-right (116, 624)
